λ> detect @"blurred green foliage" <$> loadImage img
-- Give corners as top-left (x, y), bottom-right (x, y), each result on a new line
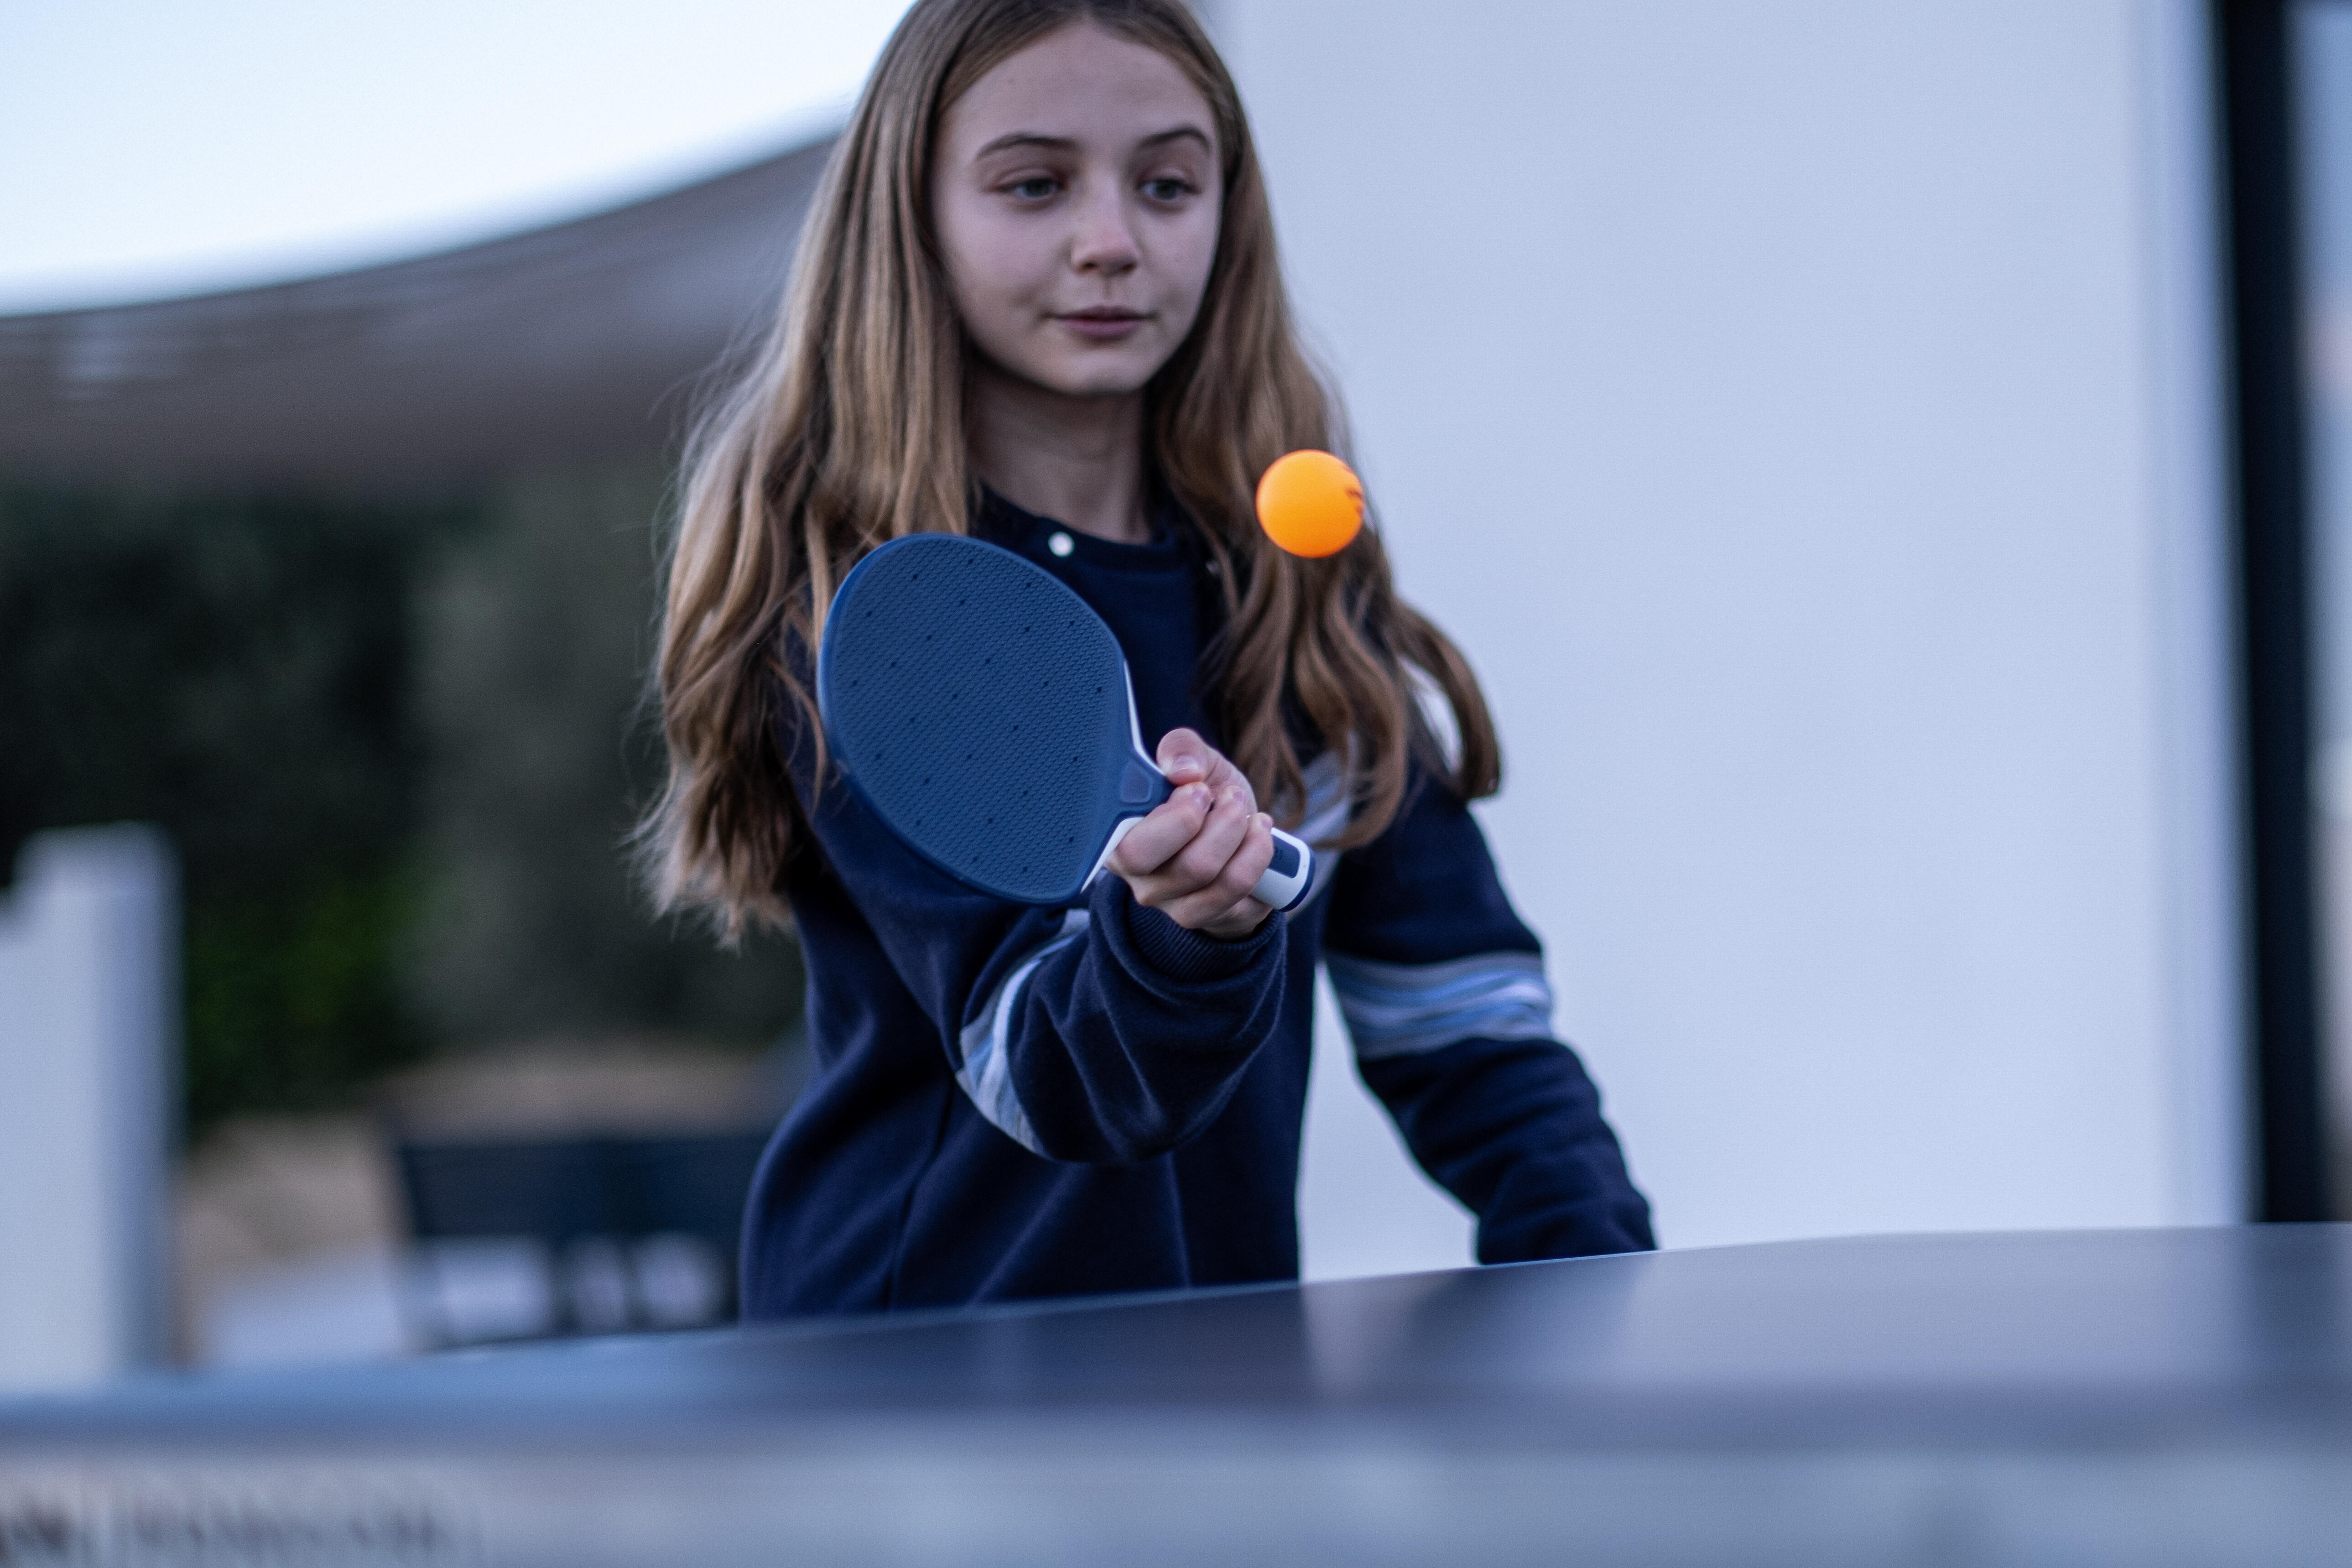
top-left (1, 467), bottom-right (803, 1136)
top-left (0, 482), bottom-right (453, 1130)
top-left (185, 868), bottom-right (424, 1126)
top-left (411, 464), bottom-right (804, 1050)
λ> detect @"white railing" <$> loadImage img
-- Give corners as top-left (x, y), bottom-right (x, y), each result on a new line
top-left (0, 826), bottom-right (175, 1392)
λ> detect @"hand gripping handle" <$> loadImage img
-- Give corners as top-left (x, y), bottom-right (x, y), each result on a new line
top-left (1095, 810), bottom-right (1313, 914)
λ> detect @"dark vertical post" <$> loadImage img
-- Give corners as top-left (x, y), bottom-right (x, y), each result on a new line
top-left (2217, 0), bottom-right (2335, 1220)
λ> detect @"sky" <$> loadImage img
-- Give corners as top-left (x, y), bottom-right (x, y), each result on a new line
top-left (0, 0), bottom-right (915, 314)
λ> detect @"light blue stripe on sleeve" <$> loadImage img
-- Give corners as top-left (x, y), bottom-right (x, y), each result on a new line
top-left (953, 908), bottom-right (1089, 1154)
top-left (1323, 950), bottom-right (1555, 1060)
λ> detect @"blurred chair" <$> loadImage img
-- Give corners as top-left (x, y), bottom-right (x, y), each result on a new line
top-left (391, 1131), bottom-right (769, 1348)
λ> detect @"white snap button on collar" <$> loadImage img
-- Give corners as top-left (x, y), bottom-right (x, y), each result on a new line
top-left (1048, 531), bottom-right (1075, 557)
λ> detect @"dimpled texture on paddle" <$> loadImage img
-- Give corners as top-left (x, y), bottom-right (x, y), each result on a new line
top-left (820, 535), bottom-right (1135, 905)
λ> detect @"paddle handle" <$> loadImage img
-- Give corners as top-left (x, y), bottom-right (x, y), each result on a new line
top-left (1254, 828), bottom-right (1313, 914)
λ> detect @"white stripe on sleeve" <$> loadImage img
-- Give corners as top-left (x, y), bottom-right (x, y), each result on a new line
top-left (953, 908), bottom-right (1090, 1153)
top-left (1323, 950), bottom-right (1556, 1061)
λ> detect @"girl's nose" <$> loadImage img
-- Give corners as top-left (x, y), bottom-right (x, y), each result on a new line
top-left (1069, 189), bottom-right (1141, 276)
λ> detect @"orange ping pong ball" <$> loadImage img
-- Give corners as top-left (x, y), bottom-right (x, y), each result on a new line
top-left (1255, 449), bottom-right (1364, 558)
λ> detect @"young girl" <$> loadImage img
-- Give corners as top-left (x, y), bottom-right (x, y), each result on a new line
top-left (647, 0), bottom-right (1651, 1317)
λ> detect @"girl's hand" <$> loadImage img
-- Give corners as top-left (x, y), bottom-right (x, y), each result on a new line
top-left (1105, 728), bottom-right (1277, 940)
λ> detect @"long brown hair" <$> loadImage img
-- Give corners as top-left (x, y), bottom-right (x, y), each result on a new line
top-left (645, 0), bottom-right (1499, 936)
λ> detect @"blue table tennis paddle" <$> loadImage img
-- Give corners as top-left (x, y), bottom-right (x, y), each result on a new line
top-left (817, 534), bottom-right (1312, 912)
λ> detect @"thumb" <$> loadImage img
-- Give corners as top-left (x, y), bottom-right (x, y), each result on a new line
top-left (1156, 727), bottom-right (1212, 784)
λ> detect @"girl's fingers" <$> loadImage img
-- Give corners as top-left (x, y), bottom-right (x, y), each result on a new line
top-left (1108, 782), bottom-right (1215, 875)
top-left (1155, 729), bottom-right (1255, 814)
top-left (1121, 784), bottom-right (1252, 894)
top-left (1160, 812), bottom-right (1276, 929)
top-left (1129, 802), bottom-right (1274, 936)
top-left (1159, 786), bottom-right (1255, 889)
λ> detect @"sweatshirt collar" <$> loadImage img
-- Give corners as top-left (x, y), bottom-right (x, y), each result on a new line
top-left (975, 486), bottom-right (1192, 573)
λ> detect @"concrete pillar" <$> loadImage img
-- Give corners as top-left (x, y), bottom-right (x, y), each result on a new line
top-left (0, 826), bottom-right (176, 1391)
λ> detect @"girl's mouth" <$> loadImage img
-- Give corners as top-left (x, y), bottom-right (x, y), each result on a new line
top-left (1056, 309), bottom-right (1148, 341)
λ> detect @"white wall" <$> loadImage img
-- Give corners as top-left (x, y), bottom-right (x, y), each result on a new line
top-left (0, 827), bottom-right (177, 1390)
top-left (1252, 0), bottom-right (2245, 1261)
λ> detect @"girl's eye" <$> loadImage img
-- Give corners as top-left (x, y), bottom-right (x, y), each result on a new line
top-left (1007, 177), bottom-right (1059, 200)
top-left (1142, 177), bottom-right (1195, 203)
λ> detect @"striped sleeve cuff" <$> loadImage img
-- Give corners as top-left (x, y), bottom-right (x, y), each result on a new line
top-left (1323, 950), bottom-right (1556, 1060)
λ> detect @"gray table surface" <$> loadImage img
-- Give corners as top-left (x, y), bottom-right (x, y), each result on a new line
top-left (4, 1227), bottom-right (2350, 1567)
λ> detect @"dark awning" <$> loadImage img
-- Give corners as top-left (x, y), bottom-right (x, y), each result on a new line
top-left (0, 138), bottom-right (833, 495)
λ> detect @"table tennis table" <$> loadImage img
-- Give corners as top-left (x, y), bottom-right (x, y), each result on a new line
top-left (3, 1225), bottom-right (2348, 1566)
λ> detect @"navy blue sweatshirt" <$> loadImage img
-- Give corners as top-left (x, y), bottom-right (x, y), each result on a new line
top-left (740, 492), bottom-right (1652, 1317)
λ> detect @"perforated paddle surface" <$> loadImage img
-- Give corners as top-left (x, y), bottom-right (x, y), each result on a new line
top-left (820, 535), bottom-right (1148, 905)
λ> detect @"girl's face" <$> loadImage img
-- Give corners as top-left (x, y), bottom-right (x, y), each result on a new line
top-left (931, 23), bottom-right (1223, 402)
